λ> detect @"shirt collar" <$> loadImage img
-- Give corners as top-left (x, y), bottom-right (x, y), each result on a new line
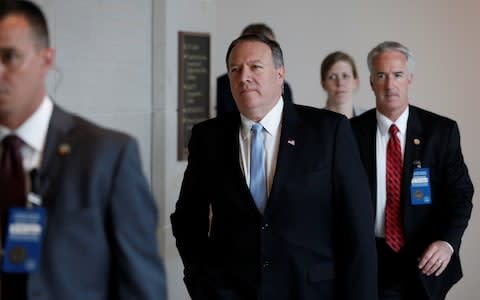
top-left (240, 97), bottom-right (284, 140)
top-left (0, 95), bottom-right (53, 151)
top-left (376, 105), bottom-right (409, 136)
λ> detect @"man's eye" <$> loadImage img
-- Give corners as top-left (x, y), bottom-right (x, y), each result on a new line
top-left (0, 51), bottom-right (20, 66)
top-left (2, 52), bottom-right (14, 62)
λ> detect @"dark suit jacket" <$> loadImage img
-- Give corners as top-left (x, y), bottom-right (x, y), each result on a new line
top-left (25, 105), bottom-right (166, 300)
top-left (171, 101), bottom-right (377, 300)
top-left (351, 105), bottom-right (474, 300)
top-left (216, 73), bottom-right (293, 116)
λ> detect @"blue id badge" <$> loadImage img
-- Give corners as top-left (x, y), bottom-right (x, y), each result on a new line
top-left (410, 168), bottom-right (432, 205)
top-left (2, 207), bottom-right (46, 273)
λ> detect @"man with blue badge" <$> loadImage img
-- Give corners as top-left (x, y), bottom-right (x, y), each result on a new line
top-left (351, 41), bottom-right (474, 300)
top-left (0, 1), bottom-right (166, 299)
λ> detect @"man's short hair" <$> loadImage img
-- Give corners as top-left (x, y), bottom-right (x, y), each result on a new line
top-left (367, 41), bottom-right (415, 74)
top-left (225, 34), bottom-right (284, 71)
top-left (240, 23), bottom-right (275, 40)
top-left (0, 0), bottom-right (50, 48)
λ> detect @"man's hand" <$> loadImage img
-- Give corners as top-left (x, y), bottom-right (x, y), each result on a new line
top-left (418, 241), bottom-right (453, 276)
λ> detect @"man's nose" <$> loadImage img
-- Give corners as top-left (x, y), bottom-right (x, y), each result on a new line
top-left (239, 67), bottom-right (252, 82)
top-left (386, 75), bottom-right (395, 88)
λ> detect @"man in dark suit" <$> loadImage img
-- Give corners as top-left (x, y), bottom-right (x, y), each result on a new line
top-left (0, 1), bottom-right (166, 299)
top-left (351, 41), bottom-right (474, 300)
top-left (171, 34), bottom-right (377, 300)
top-left (216, 23), bottom-right (293, 116)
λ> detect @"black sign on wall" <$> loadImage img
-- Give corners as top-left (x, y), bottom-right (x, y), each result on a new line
top-left (178, 31), bottom-right (210, 160)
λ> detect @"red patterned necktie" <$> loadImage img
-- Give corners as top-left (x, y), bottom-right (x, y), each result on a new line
top-left (385, 124), bottom-right (405, 252)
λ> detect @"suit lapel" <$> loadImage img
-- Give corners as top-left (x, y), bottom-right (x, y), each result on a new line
top-left (266, 101), bottom-right (302, 214)
top-left (402, 106), bottom-right (423, 232)
top-left (38, 105), bottom-right (75, 204)
top-left (220, 114), bottom-right (261, 215)
top-left (355, 110), bottom-right (378, 210)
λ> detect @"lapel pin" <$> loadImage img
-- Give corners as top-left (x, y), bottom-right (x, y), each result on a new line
top-left (58, 143), bottom-right (71, 156)
top-left (287, 139), bottom-right (295, 146)
top-left (413, 138), bottom-right (420, 145)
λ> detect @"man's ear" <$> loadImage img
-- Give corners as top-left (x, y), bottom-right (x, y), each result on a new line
top-left (277, 65), bottom-right (285, 81)
top-left (41, 47), bottom-right (55, 74)
top-left (407, 73), bottom-right (413, 86)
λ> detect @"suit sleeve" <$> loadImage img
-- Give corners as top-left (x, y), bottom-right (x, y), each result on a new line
top-left (332, 117), bottom-right (378, 300)
top-left (438, 122), bottom-right (474, 253)
top-left (108, 138), bottom-right (166, 300)
top-left (171, 125), bottom-right (212, 299)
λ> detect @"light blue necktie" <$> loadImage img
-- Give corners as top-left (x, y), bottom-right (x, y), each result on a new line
top-left (250, 123), bottom-right (267, 213)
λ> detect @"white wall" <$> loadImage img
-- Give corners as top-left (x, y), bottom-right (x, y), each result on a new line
top-left (37, 0), bottom-right (153, 178)
top-left (153, 1), bottom-right (215, 299)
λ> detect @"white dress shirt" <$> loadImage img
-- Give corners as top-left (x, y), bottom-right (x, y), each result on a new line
top-left (239, 98), bottom-right (283, 197)
top-left (375, 106), bottom-right (409, 237)
top-left (0, 96), bottom-right (53, 175)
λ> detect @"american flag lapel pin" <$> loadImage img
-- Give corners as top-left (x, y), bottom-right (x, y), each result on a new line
top-left (287, 139), bottom-right (295, 146)
top-left (58, 143), bottom-right (71, 156)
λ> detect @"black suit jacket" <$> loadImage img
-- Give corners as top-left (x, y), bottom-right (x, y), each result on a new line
top-left (171, 101), bottom-right (377, 300)
top-left (351, 105), bottom-right (474, 299)
top-left (216, 73), bottom-right (293, 116)
top-left (24, 105), bottom-right (166, 300)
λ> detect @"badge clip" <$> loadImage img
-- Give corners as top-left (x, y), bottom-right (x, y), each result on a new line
top-left (413, 160), bottom-right (422, 168)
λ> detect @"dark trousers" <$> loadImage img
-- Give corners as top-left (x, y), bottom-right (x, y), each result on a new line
top-left (376, 238), bottom-right (428, 300)
top-left (1, 273), bottom-right (27, 300)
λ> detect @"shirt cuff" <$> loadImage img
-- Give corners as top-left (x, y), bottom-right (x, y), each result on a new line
top-left (440, 240), bottom-right (454, 254)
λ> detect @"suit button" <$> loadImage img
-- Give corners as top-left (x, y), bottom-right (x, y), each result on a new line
top-left (261, 223), bottom-right (270, 230)
top-left (263, 260), bottom-right (270, 268)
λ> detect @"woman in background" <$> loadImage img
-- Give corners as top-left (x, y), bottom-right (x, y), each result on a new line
top-left (321, 51), bottom-right (365, 118)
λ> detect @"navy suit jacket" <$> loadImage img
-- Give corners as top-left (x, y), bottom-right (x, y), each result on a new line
top-left (172, 101), bottom-right (377, 300)
top-left (351, 106), bottom-right (474, 299)
top-left (25, 105), bottom-right (166, 300)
